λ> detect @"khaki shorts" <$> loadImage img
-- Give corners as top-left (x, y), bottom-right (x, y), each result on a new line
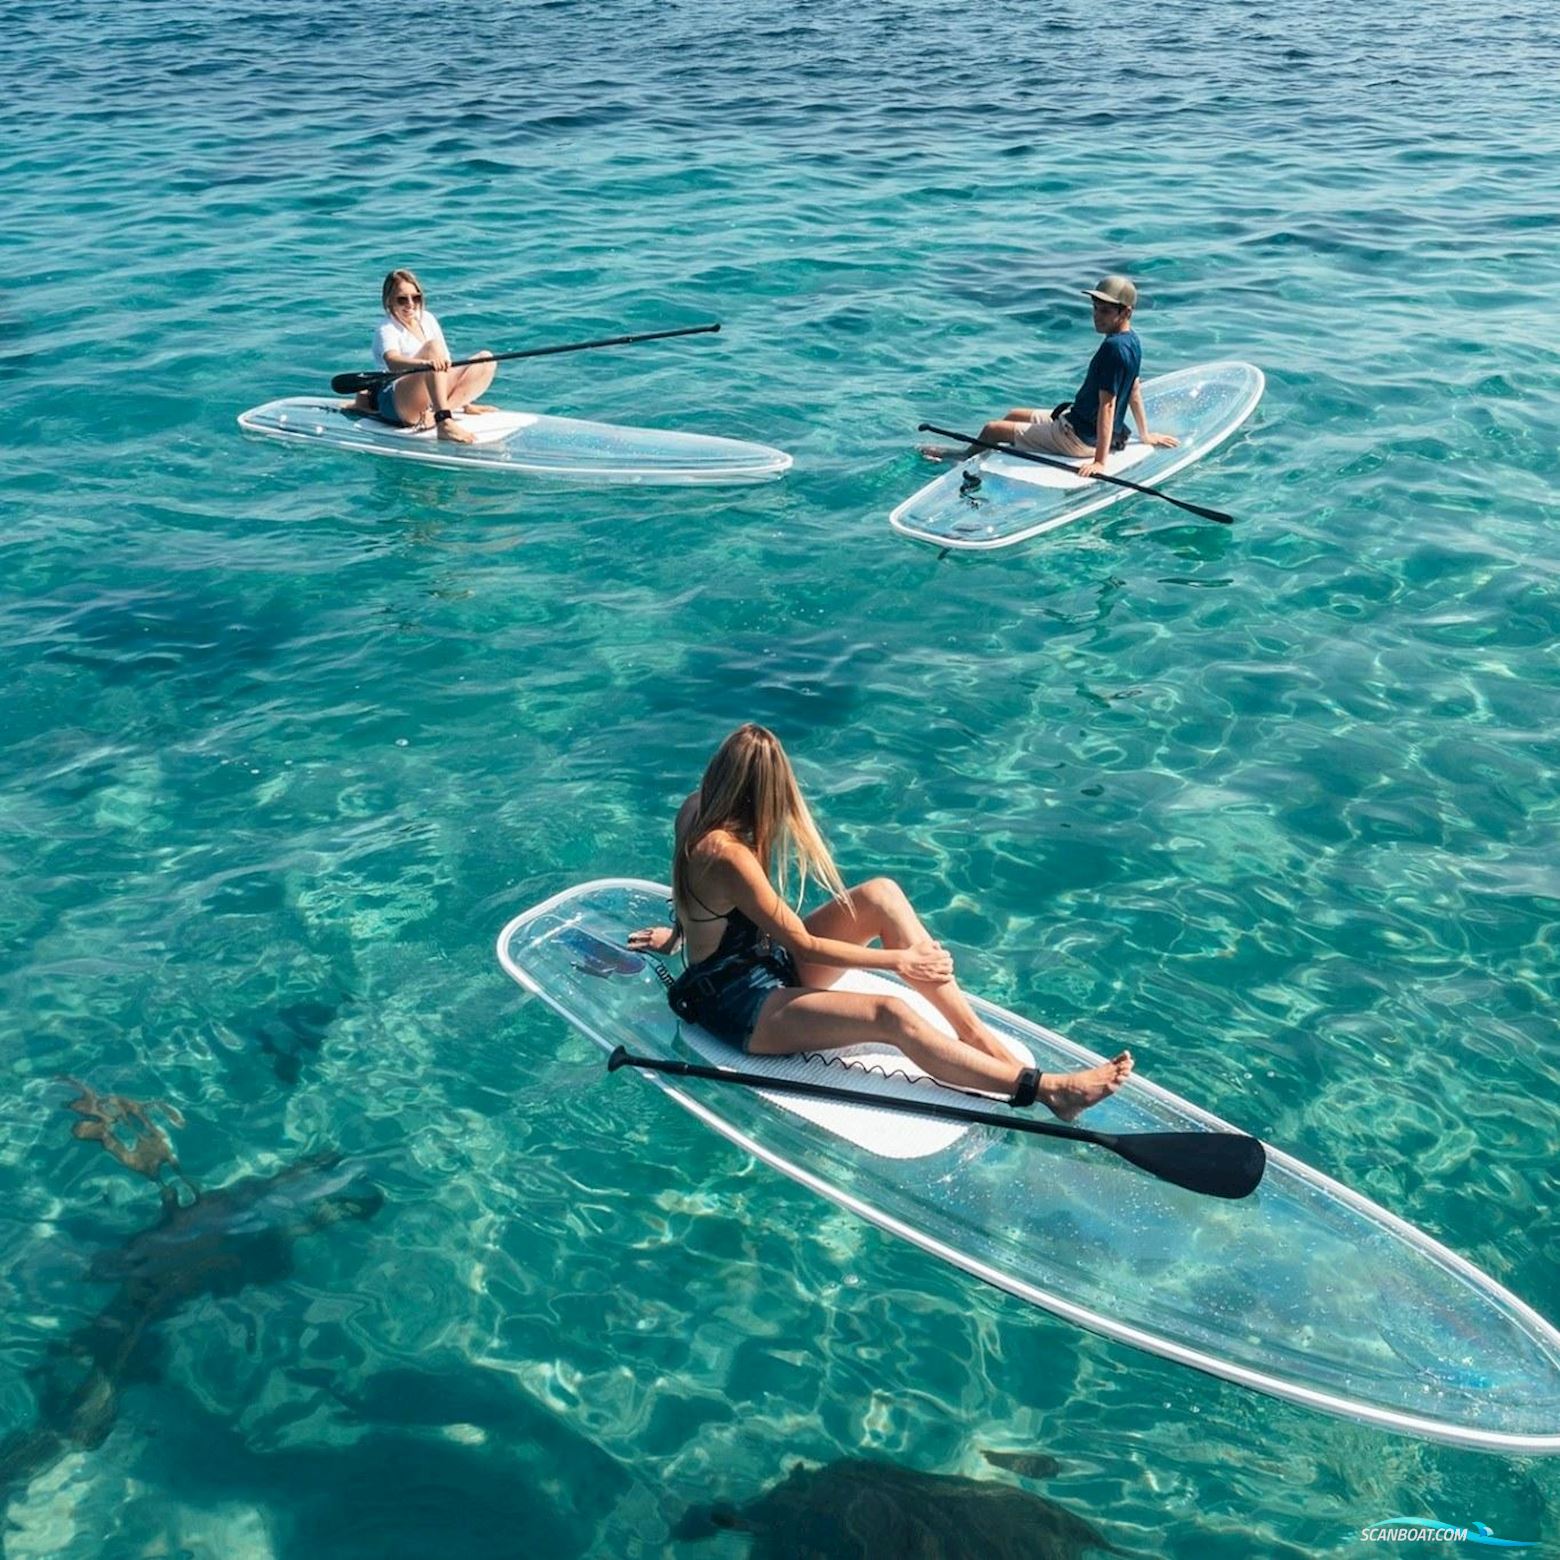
top-left (1013, 412), bottom-right (1093, 457)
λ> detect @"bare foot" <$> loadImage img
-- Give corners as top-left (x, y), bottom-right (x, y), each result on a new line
top-left (436, 418), bottom-right (475, 444)
top-left (1038, 1051), bottom-right (1133, 1121)
top-left (461, 402), bottom-right (500, 415)
top-left (919, 444), bottom-right (961, 462)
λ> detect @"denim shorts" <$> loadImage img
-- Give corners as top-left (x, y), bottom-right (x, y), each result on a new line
top-left (667, 948), bottom-right (799, 1051)
top-left (377, 382), bottom-right (408, 425)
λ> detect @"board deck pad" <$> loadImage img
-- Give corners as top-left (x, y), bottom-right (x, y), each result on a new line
top-left (550, 927), bottom-right (1027, 1158)
top-left (677, 974), bottom-right (1034, 1161)
top-left (341, 407), bottom-right (538, 444)
top-left (997, 439), bottom-right (1156, 486)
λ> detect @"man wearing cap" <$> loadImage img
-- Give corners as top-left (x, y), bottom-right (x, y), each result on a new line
top-left (928, 275), bottom-right (1177, 477)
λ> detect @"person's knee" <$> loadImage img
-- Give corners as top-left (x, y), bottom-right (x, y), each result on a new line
top-left (864, 994), bottom-right (900, 1029)
top-left (871, 994), bottom-right (926, 1044)
top-left (859, 876), bottom-right (908, 915)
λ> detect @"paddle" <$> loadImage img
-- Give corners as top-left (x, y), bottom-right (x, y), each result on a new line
top-left (917, 422), bottom-right (1234, 525)
top-left (330, 322), bottom-right (722, 396)
top-left (606, 1046), bottom-right (1266, 1200)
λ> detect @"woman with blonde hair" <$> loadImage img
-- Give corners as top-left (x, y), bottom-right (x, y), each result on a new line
top-left (629, 725), bottom-right (1133, 1118)
top-left (364, 268), bottom-right (498, 444)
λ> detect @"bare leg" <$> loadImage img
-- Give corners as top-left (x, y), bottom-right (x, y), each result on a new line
top-left (920, 412), bottom-right (1039, 462)
top-left (750, 986), bottom-right (1133, 1119)
top-left (966, 416), bottom-right (1034, 457)
top-left (754, 987), bottom-right (1026, 1093)
top-left (798, 878), bottom-right (1010, 1063)
top-left (392, 349), bottom-right (477, 443)
top-left (449, 350), bottom-right (497, 413)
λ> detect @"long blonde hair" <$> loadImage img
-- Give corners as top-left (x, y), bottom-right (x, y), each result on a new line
top-left (674, 724), bottom-right (849, 911)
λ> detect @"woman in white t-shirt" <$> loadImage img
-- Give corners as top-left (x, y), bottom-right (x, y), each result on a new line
top-left (366, 269), bottom-right (497, 444)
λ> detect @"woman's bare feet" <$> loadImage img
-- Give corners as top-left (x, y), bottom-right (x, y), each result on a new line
top-left (460, 402), bottom-right (499, 415)
top-left (436, 417), bottom-right (475, 444)
top-left (1037, 1051), bottom-right (1133, 1121)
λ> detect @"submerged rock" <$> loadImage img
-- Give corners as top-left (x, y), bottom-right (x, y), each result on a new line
top-left (0, 1152), bottom-right (384, 1502)
top-left (674, 1456), bottom-right (1117, 1559)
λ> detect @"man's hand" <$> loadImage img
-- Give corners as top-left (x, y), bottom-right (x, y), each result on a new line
top-left (1144, 431), bottom-right (1179, 449)
top-left (1078, 460), bottom-right (1107, 479)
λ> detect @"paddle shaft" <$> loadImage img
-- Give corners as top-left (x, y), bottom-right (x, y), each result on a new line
top-left (607, 1046), bottom-right (1265, 1199)
top-left (332, 322), bottom-right (721, 395)
top-left (917, 422), bottom-right (1234, 525)
top-left (614, 1045), bottom-right (1122, 1148)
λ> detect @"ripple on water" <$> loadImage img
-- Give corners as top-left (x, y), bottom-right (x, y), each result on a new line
top-left (3, 0), bottom-right (1560, 1550)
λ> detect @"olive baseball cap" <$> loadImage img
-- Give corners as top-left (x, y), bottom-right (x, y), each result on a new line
top-left (1084, 275), bottom-right (1137, 309)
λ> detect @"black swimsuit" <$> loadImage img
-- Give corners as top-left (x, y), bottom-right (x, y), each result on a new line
top-left (665, 890), bottom-right (799, 1050)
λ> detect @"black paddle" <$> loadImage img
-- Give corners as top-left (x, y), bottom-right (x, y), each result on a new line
top-left (330, 322), bottom-right (722, 396)
top-left (607, 1046), bottom-right (1265, 1200)
top-left (917, 422), bottom-right (1234, 525)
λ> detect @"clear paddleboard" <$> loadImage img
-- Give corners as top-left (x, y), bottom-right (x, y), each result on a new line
top-left (498, 878), bottom-right (1560, 1454)
top-left (237, 398), bottom-right (793, 484)
top-left (892, 361), bottom-right (1264, 550)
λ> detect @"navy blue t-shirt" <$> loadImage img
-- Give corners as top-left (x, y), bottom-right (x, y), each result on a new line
top-left (1070, 330), bottom-right (1141, 443)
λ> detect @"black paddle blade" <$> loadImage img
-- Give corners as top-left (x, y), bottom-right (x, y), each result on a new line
top-left (329, 371), bottom-right (387, 395)
top-left (1104, 1130), bottom-right (1266, 1200)
top-left (1175, 499), bottom-right (1234, 525)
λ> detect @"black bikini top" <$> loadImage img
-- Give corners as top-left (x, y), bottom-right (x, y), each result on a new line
top-left (677, 882), bottom-right (765, 964)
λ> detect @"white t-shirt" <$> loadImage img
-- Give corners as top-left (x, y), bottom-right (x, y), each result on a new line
top-left (372, 309), bottom-right (448, 371)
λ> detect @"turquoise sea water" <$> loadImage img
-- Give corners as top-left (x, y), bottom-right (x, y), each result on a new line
top-left (3, 0), bottom-right (1559, 1552)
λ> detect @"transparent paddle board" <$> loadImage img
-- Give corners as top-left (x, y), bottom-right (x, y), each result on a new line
top-left (238, 398), bottom-right (792, 484)
top-left (891, 361), bottom-right (1263, 549)
top-left (498, 878), bottom-right (1560, 1453)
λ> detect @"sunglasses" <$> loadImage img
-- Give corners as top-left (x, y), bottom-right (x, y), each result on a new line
top-left (393, 291), bottom-right (423, 305)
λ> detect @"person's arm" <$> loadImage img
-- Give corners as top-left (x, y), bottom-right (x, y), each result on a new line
top-left (374, 321), bottom-right (408, 372)
top-left (627, 792), bottom-right (702, 953)
top-left (716, 842), bottom-right (954, 982)
top-left (1130, 380), bottom-right (1178, 449)
top-left (421, 310), bottom-right (452, 371)
top-left (378, 315), bottom-right (451, 373)
top-left (385, 345), bottom-right (452, 371)
top-left (1079, 390), bottom-right (1116, 478)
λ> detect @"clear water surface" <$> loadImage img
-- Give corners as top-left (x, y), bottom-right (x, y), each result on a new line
top-left (2, 0), bottom-right (1558, 1554)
